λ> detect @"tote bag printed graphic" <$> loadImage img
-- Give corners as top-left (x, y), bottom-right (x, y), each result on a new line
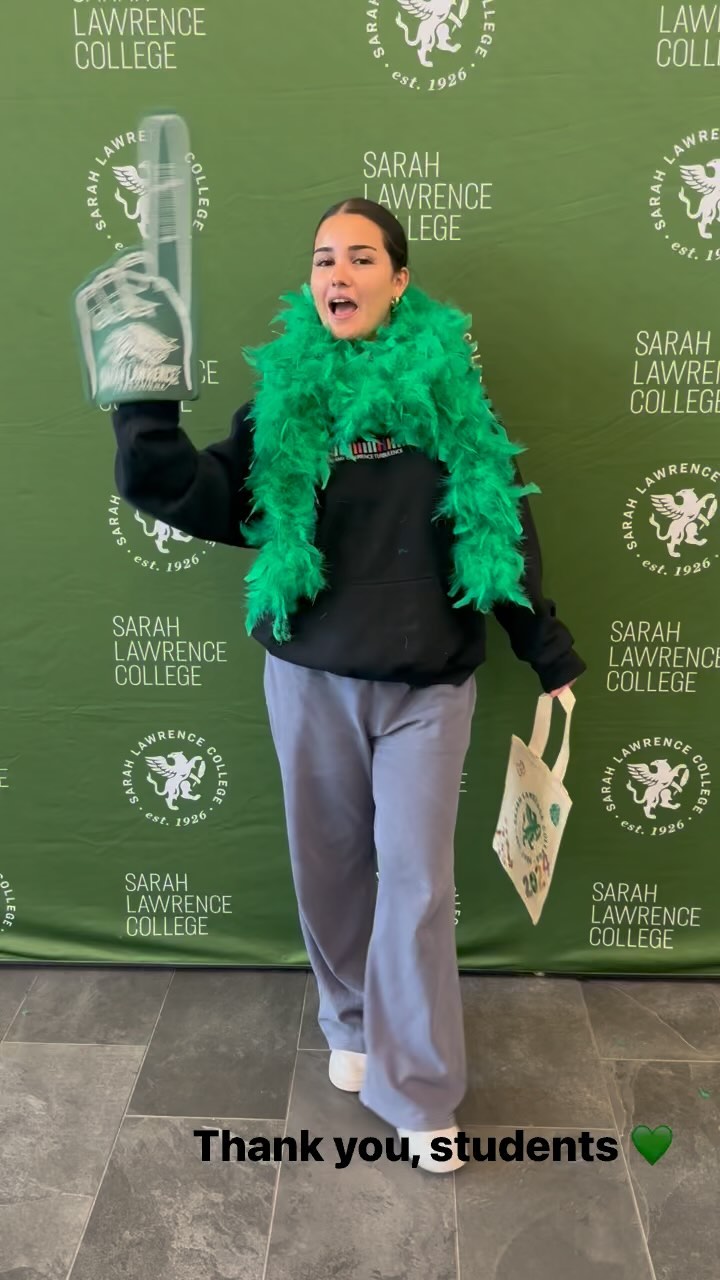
top-left (493, 689), bottom-right (575, 925)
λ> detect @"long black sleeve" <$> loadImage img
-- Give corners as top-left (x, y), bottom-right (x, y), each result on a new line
top-left (111, 400), bottom-right (255, 547)
top-left (492, 460), bottom-right (587, 693)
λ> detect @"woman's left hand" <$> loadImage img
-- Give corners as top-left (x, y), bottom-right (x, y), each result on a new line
top-left (549, 678), bottom-right (577, 699)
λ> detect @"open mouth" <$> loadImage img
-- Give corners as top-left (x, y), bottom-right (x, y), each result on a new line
top-left (329, 299), bottom-right (358, 320)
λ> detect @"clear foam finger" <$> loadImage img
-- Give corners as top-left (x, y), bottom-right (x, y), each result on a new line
top-left (138, 113), bottom-right (193, 317)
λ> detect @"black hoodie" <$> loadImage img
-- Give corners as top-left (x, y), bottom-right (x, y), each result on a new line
top-left (112, 400), bottom-right (587, 691)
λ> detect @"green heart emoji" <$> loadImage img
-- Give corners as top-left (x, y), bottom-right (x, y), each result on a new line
top-left (631, 1124), bottom-right (673, 1164)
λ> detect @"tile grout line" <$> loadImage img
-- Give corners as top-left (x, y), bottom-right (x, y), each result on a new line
top-left (10, 1047), bottom-right (720, 1063)
top-left (452, 979), bottom-right (466, 1280)
top-left (62, 969), bottom-right (178, 1280)
top-left (2, 1041), bottom-right (337, 1051)
top-left (578, 980), bottom-right (659, 1280)
top-left (45, 1112), bottom-right (683, 1132)
top-left (453, 1172), bottom-right (461, 1280)
top-left (123, 1114), bottom-right (297, 1123)
top-left (605, 1133), bottom-right (658, 1280)
top-left (596, 1056), bottom-right (720, 1062)
top-left (0, 971), bottom-right (41, 1044)
top-left (260, 973), bottom-right (310, 1280)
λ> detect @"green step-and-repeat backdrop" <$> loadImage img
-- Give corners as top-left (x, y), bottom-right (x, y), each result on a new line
top-left (1, 1), bottom-right (719, 972)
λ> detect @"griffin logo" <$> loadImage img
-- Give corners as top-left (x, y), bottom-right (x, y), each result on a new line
top-left (134, 512), bottom-right (194, 554)
top-left (396, 0), bottom-right (468, 68)
top-left (98, 322), bottom-right (183, 395)
top-left (85, 127), bottom-right (211, 250)
top-left (626, 759), bottom-right (689, 820)
top-left (366, 0), bottom-right (496, 93)
top-left (112, 159), bottom-right (183, 242)
top-left (622, 464), bottom-right (718, 577)
top-left (145, 752), bottom-right (206, 812)
top-left (649, 129), bottom-right (720, 262)
top-left (648, 488), bottom-right (717, 557)
top-left (601, 736), bottom-right (711, 836)
top-left (107, 494), bottom-right (215, 574)
top-left (679, 161), bottom-right (720, 239)
top-left (512, 792), bottom-right (549, 866)
top-left (123, 730), bottom-right (228, 825)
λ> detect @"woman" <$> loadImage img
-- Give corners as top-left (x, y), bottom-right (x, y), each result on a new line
top-left (111, 197), bottom-right (586, 1174)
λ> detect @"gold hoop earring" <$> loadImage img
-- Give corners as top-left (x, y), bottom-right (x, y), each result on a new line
top-left (390, 295), bottom-right (400, 310)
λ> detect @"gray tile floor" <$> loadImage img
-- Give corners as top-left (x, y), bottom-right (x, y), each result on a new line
top-left (1, 965), bottom-right (719, 1280)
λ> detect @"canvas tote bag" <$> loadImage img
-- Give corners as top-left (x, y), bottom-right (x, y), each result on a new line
top-left (492, 687), bottom-right (576, 924)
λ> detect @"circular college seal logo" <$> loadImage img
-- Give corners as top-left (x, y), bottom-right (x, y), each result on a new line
top-left (86, 127), bottom-right (211, 252)
top-left (366, 0), bottom-right (496, 93)
top-left (622, 463), bottom-right (718, 578)
top-left (650, 127), bottom-right (720, 263)
top-left (123, 729), bottom-right (228, 826)
top-left (108, 493), bottom-right (216, 574)
top-left (0, 872), bottom-right (16, 933)
top-left (512, 791), bottom-right (549, 863)
top-left (601, 735), bottom-right (711, 836)
top-left (513, 792), bottom-right (552, 902)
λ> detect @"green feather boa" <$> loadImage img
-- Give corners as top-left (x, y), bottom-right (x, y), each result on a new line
top-left (239, 281), bottom-right (541, 643)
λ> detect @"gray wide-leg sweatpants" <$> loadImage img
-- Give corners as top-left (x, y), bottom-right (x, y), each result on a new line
top-left (263, 651), bottom-right (477, 1131)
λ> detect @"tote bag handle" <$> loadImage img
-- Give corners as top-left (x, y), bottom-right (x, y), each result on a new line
top-left (527, 687), bottom-right (575, 784)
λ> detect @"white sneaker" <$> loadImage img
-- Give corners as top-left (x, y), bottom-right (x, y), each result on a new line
top-left (396, 1124), bottom-right (466, 1173)
top-left (328, 1049), bottom-right (367, 1091)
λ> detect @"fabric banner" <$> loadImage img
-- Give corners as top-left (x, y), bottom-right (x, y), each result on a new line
top-left (1, 1), bottom-right (719, 972)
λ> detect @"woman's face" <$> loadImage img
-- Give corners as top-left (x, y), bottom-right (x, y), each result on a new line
top-left (310, 212), bottom-right (409, 341)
